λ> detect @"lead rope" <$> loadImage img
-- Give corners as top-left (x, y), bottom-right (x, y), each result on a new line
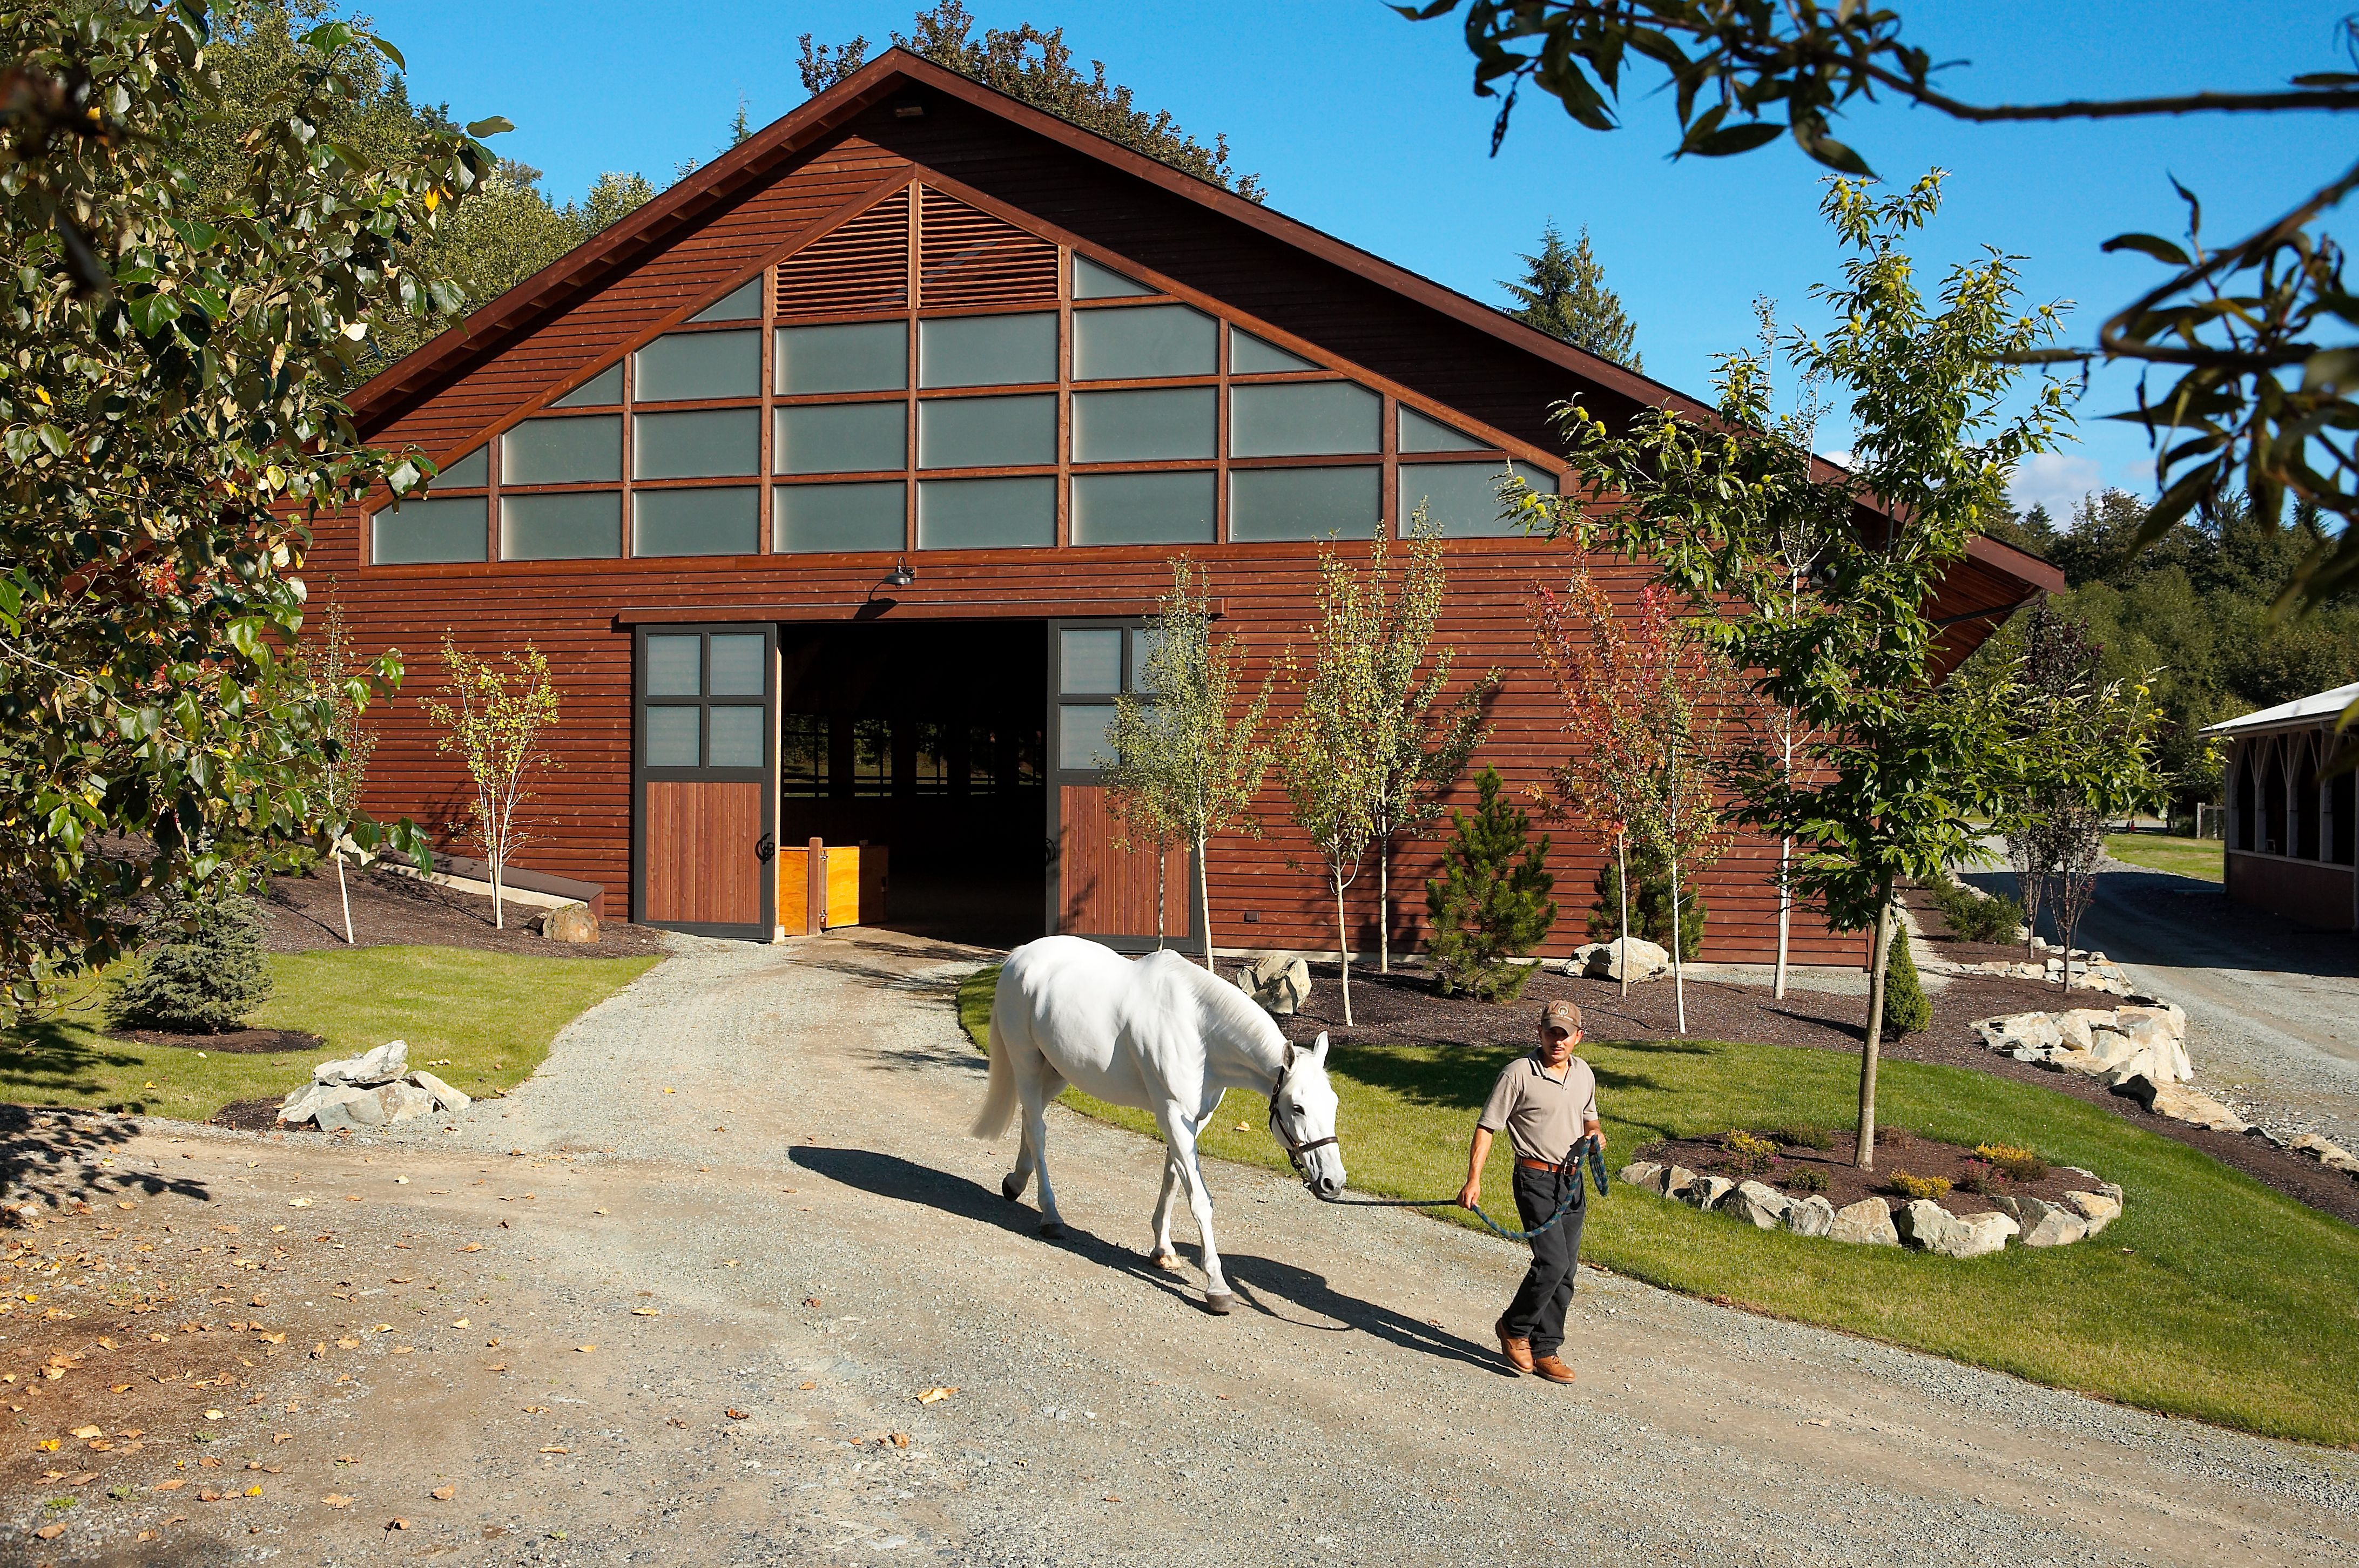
top-left (1308, 1134), bottom-right (1609, 1243)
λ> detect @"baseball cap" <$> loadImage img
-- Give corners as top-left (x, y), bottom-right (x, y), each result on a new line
top-left (1541, 1000), bottom-right (1582, 1037)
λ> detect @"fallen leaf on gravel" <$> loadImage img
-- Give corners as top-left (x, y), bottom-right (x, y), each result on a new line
top-left (891, 1432), bottom-right (909, 1448)
top-left (71, 1425), bottom-right (102, 1439)
top-left (522, 1405), bottom-right (550, 1414)
top-left (154, 1479), bottom-right (186, 1492)
top-left (244, 1485), bottom-right (261, 1497)
top-left (34, 1523), bottom-right (65, 1540)
top-left (574, 1345), bottom-right (595, 1354)
top-left (539, 1446), bottom-right (569, 1455)
top-left (392, 1347), bottom-right (414, 1356)
top-left (204, 1410), bottom-right (224, 1421)
top-left (272, 1434), bottom-right (291, 1445)
top-left (116, 1200), bottom-right (134, 1210)
top-left (288, 1199), bottom-right (311, 1209)
top-left (387, 1517), bottom-right (409, 1530)
top-left (322, 1494), bottom-right (351, 1508)
top-left (451, 1319), bottom-right (470, 1330)
top-left (725, 1409), bottom-right (749, 1421)
top-left (485, 1363), bottom-right (508, 1373)
top-left (1105, 1495), bottom-right (1122, 1503)
top-left (460, 1243), bottom-right (482, 1253)
top-left (593, 1208), bottom-right (609, 1216)
top-left (110, 1383), bottom-right (132, 1393)
top-left (631, 1308), bottom-right (660, 1317)
top-left (310, 1343), bottom-right (326, 1359)
top-left (36, 1439), bottom-right (60, 1451)
top-left (1805, 1417), bottom-right (1830, 1426)
top-left (430, 1486), bottom-right (454, 1501)
top-left (720, 1258), bottom-right (739, 1267)
top-left (260, 1333), bottom-right (284, 1345)
top-left (334, 1339), bottom-right (359, 1350)
top-left (662, 1087), bottom-right (675, 1094)
top-left (62, 1471), bottom-right (97, 1485)
top-left (374, 1323), bottom-right (393, 1333)
top-left (802, 1297), bottom-right (821, 1308)
top-left (915, 1387), bottom-right (956, 1405)
top-left (798, 1381), bottom-right (816, 1390)
top-left (198, 1490), bottom-right (222, 1502)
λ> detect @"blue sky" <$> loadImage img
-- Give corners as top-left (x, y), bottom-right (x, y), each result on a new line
top-left (364, 1), bottom-right (2347, 521)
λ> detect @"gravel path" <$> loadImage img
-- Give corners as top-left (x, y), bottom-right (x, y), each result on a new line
top-left (14, 932), bottom-right (2354, 1565)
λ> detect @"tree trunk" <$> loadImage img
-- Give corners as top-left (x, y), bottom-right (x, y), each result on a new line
top-left (1334, 868), bottom-right (1353, 1029)
top-left (1856, 893), bottom-right (1896, 1171)
top-left (1154, 843), bottom-right (1167, 951)
top-left (1616, 830), bottom-right (1631, 1001)
top-left (334, 850), bottom-right (354, 945)
top-left (1196, 829), bottom-right (1215, 972)
top-left (1773, 835), bottom-right (1792, 1000)
top-left (1377, 830), bottom-right (1392, 975)
top-left (490, 854), bottom-right (505, 931)
top-left (1668, 848), bottom-right (1687, 1036)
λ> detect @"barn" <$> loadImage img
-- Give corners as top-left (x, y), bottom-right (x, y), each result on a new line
top-left (326, 49), bottom-right (2058, 958)
top-left (2205, 682), bottom-right (2359, 931)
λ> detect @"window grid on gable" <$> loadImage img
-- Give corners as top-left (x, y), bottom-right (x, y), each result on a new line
top-left (369, 183), bottom-right (1559, 566)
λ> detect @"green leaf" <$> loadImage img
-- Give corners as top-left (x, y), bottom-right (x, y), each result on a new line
top-left (1682, 120), bottom-right (1784, 158)
top-left (2100, 233), bottom-right (2193, 267)
top-left (464, 117), bottom-right (514, 138)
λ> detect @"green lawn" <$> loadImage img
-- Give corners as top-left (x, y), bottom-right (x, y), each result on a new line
top-left (2, 946), bottom-right (658, 1123)
top-left (957, 964), bottom-right (2359, 1448)
top-left (2105, 831), bottom-right (2223, 882)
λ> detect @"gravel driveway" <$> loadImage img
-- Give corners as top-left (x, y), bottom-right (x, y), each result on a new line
top-left (11, 930), bottom-right (2355, 1565)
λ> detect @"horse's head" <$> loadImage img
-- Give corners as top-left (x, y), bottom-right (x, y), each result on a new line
top-left (1269, 1032), bottom-right (1345, 1198)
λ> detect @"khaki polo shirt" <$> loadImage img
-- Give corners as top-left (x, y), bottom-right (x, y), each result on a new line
top-left (1478, 1051), bottom-right (1600, 1164)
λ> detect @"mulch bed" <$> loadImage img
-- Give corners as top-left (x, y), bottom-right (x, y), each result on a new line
top-left (1632, 1126), bottom-right (2096, 1218)
top-left (209, 1098), bottom-right (319, 1133)
top-left (260, 863), bottom-right (670, 959)
top-left (113, 1026), bottom-right (324, 1055)
top-left (1271, 947), bottom-right (2359, 1231)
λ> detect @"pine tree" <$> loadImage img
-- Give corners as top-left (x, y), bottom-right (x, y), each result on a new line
top-left (1586, 844), bottom-right (1705, 960)
top-left (1501, 221), bottom-right (1642, 371)
top-left (1424, 769), bottom-right (1557, 1002)
top-left (106, 885), bottom-right (273, 1035)
top-left (1879, 921), bottom-right (1933, 1037)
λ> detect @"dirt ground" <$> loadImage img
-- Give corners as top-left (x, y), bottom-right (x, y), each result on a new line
top-left (259, 866), bottom-right (670, 961)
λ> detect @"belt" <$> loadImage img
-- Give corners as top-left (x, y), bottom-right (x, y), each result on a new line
top-left (1514, 1155), bottom-right (1577, 1174)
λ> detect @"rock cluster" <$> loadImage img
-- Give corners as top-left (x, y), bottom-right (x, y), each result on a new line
top-left (2284, 1132), bottom-right (2359, 1178)
top-left (1926, 938), bottom-right (2129, 995)
top-left (1564, 937), bottom-right (1672, 983)
top-left (1614, 1158), bottom-right (2121, 1256)
top-left (276, 1040), bottom-right (471, 1131)
top-left (1234, 954), bottom-right (1311, 1016)
top-left (1972, 1001), bottom-right (2252, 1132)
top-left (538, 902), bottom-right (599, 944)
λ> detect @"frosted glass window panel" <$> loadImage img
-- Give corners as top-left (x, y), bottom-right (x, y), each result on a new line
top-left (918, 394), bottom-right (1055, 469)
top-left (1229, 382), bottom-right (1380, 456)
top-left (1073, 303), bottom-right (1216, 381)
top-left (918, 312), bottom-right (1057, 388)
top-left (633, 329), bottom-right (759, 402)
top-left (1399, 461), bottom-right (1555, 538)
top-left (501, 491), bottom-right (622, 559)
top-left (917, 476), bottom-right (1054, 550)
top-left (1400, 406), bottom-right (1487, 452)
top-left (1074, 254), bottom-right (1154, 299)
top-left (775, 401), bottom-right (905, 475)
top-left (432, 446), bottom-right (487, 488)
top-left (706, 705), bottom-right (766, 768)
top-left (778, 321), bottom-right (906, 394)
top-left (1071, 387), bottom-right (1215, 462)
top-left (690, 278), bottom-right (762, 322)
top-left (1228, 465), bottom-right (1380, 542)
top-left (372, 497), bottom-right (486, 564)
top-left (552, 362), bottom-right (623, 408)
top-left (635, 408), bottom-right (759, 479)
top-left (1060, 628), bottom-right (1123, 694)
top-left (644, 634), bottom-right (702, 697)
top-left (503, 416), bottom-right (621, 485)
top-left (1230, 327), bottom-right (1316, 374)
top-left (633, 486), bottom-right (758, 558)
top-left (644, 706), bottom-right (701, 767)
top-left (1071, 471), bottom-right (1214, 546)
top-left (775, 481), bottom-right (906, 554)
top-left (1059, 705), bottom-right (1119, 772)
top-left (707, 633), bottom-right (767, 696)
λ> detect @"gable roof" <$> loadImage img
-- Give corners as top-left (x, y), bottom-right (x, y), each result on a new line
top-left (2202, 682), bottom-right (2359, 737)
top-left (345, 47), bottom-right (2059, 599)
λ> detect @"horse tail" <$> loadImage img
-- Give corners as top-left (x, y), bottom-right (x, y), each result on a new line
top-left (972, 989), bottom-right (1020, 1141)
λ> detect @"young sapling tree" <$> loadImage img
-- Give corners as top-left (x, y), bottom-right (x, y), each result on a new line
top-left (423, 636), bottom-right (562, 930)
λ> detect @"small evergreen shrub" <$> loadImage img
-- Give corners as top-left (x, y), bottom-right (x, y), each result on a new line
top-left (1879, 924), bottom-right (1933, 1037)
top-left (1425, 768), bottom-right (1557, 1003)
top-left (1783, 1168), bottom-right (1829, 1195)
top-left (1767, 1124), bottom-right (1834, 1151)
top-left (1974, 1142), bottom-right (2048, 1182)
top-left (106, 884), bottom-right (272, 1034)
top-left (1586, 841), bottom-right (1706, 960)
top-left (1718, 1130), bottom-right (1778, 1177)
top-left (1925, 874), bottom-right (2024, 944)
top-left (1886, 1171), bottom-right (1951, 1200)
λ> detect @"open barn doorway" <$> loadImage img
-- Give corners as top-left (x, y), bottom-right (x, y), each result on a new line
top-left (776, 620), bottom-right (1048, 946)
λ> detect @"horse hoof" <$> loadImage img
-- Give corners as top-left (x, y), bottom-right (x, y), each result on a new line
top-left (1204, 1292), bottom-right (1236, 1316)
top-left (1001, 1174), bottom-right (1023, 1202)
top-left (1150, 1252), bottom-right (1182, 1272)
top-left (1039, 1220), bottom-right (1066, 1239)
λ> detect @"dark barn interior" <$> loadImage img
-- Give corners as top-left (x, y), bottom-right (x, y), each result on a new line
top-left (776, 619), bottom-right (1048, 944)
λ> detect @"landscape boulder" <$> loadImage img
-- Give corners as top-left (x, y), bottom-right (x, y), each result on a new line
top-left (1896, 1200), bottom-right (2016, 1258)
top-left (1991, 1194), bottom-right (2088, 1248)
top-left (410, 1069), bottom-right (472, 1113)
top-left (1617, 1161), bottom-right (1665, 1191)
top-left (277, 1037), bottom-right (474, 1130)
top-left (1973, 1012), bottom-right (2063, 1055)
top-left (2060, 1191), bottom-right (2122, 1234)
top-left (1568, 937), bottom-right (1672, 983)
top-left (1235, 954), bottom-right (1312, 1017)
top-left (538, 902), bottom-right (599, 944)
top-left (1681, 1175), bottom-right (1735, 1211)
top-left (313, 1080), bottom-right (434, 1133)
top-left (1721, 1180), bottom-right (1792, 1229)
top-left (2111, 1074), bottom-right (2248, 1133)
top-left (314, 1039), bottom-right (408, 1089)
top-left (1656, 1164), bottom-right (1699, 1200)
top-left (2289, 1133), bottom-right (2359, 1174)
top-left (1827, 1198), bottom-right (1899, 1246)
top-left (1781, 1194), bottom-right (1836, 1238)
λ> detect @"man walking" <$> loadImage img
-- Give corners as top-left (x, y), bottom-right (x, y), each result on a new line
top-left (1458, 999), bottom-right (1603, 1384)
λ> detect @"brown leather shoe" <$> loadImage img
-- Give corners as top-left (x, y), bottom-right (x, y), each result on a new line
top-left (1532, 1353), bottom-right (1576, 1384)
top-left (1494, 1315), bottom-right (1533, 1374)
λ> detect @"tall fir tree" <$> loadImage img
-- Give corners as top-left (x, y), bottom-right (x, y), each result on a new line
top-left (1502, 221), bottom-right (1642, 371)
top-left (1424, 769), bottom-right (1558, 1003)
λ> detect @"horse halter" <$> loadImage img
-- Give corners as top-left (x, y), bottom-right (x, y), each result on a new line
top-left (1267, 1077), bottom-right (1338, 1180)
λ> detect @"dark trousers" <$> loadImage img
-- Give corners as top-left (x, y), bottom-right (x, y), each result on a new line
top-left (1504, 1163), bottom-right (1587, 1358)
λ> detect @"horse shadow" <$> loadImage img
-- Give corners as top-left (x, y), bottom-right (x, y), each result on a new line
top-left (789, 1145), bottom-right (1505, 1374)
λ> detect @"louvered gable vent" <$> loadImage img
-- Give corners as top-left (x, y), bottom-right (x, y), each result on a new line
top-left (775, 189), bottom-right (912, 316)
top-left (918, 185), bottom-right (1058, 309)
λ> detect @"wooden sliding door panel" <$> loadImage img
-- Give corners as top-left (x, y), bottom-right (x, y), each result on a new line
top-left (644, 780), bottom-right (765, 925)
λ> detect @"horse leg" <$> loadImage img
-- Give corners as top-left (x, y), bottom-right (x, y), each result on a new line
top-left (1164, 1119), bottom-right (1233, 1313)
top-left (1026, 1072), bottom-right (1068, 1239)
top-left (1001, 1122), bottom-right (1034, 1204)
top-left (1149, 1154), bottom-right (1183, 1269)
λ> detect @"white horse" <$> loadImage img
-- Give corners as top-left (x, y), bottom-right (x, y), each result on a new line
top-left (972, 935), bottom-right (1345, 1313)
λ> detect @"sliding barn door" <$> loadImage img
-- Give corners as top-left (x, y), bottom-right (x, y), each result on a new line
top-left (634, 625), bottom-right (777, 938)
top-left (1046, 619), bottom-right (1192, 952)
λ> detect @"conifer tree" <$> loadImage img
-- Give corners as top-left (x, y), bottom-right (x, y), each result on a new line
top-left (1424, 769), bottom-right (1557, 1002)
top-left (1501, 221), bottom-right (1642, 371)
top-left (106, 886), bottom-right (273, 1035)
